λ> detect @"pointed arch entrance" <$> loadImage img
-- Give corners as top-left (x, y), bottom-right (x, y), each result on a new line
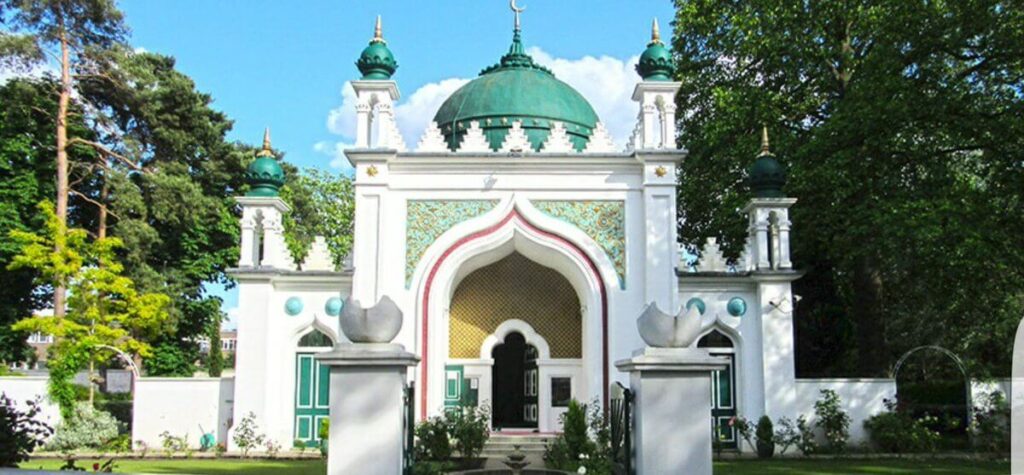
top-left (414, 203), bottom-right (615, 427)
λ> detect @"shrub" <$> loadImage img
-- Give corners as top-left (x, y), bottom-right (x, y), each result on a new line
top-left (755, 415), bottom-right (775, 458)
top-left (415, 416), bottom-right (452, 461)
top-left (231, 412), bottom-right (266, 458)
top-left (795, 415), bottom-right (817, 455)
top-left (159, 431), bottom-right (188, 456)
top-left (446, 403), bottom-right (490, 460)
top-left (318, 419), bottom-right (329, 457)
top-left (772, 417), bottom-right (800, 455)
top-left (543, 399), bottom-right (612, 474)
top-left (264, 439), bottom-right (281, 459)
top-left (863, 398), bottom-right (939, 453)
top-left (562, 400), bottom-right (593, 460)
top-left (0, 394), bottom-right (53, 467)
top-left (814, 389), bottom-right (850, 453)
top-left (411, 460), bottom-right (457, 475)
top-left (47, 402), bottom-right (120, 451)
top-left (730, 416), bottom-right (755, 453)
top-left (102, 434), bottom-right (132, 453)
top-left (972, 391), bottom-right (1009, 454)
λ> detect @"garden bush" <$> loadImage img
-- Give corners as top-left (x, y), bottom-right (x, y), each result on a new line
top-left (755, 415), bottom-right (775, 458)
top-left (47, 402), bottom-right (121, 451)
top-left (231, 412), bottom-right (266, 458)
top-left (415, 416), bottom-right (452, 461)
top-left (445, 403), bottom-right (490, 460)
top-left (972, 391), bottom-right (1009, 454)
top-left (0, 394), bottom-right (53, 467)
top-left (543, 400), bottom-right (613, 474)
top-left (863, 398), bottom-right (939, 453)
top-left (814, 389), bottom-right (850, 453)
top-left (772, 417), bottom-right (800, 455)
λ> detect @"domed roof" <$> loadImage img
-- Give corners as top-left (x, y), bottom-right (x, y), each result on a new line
top-left (636, 19), bottom-right (674, 81)
top-left (356, 16), bottom-right (397, 80)
top-left (245, 129), bottom-right (285, 197)
top-left (433, 30), bottom-right (599, 152)
top-left (748, 127), bottom-right (786, 198)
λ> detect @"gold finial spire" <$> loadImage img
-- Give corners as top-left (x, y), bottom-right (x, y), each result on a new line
top-left (510, 0), bottom-right (526, 32)
top-left (759, 125), bottom-right (772, 156)
top-left (257, 127), bottom-right (273, 157)
top-left (652, 18), bottom-right (662, 44)
top-left (370, 15), bottom-right (386, 44)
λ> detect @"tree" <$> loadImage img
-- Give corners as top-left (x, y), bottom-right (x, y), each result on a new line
top-left (281, 168), bottom-right (355, 269)
top-left (206, 319), bottom-right (223, 377)
top-left (672, 0), bottom-right (1024, 376)
top-left (0, 0), bottom-right (128, 320)
top-left (10, 201), bottom-right (169, 414)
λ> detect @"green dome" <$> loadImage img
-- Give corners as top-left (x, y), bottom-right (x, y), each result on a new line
top-left (356, 17), bottom-right (397, 80)
top-left (749, 129), bottom-right (786, 198)
top-left (245, 129), bottom-right (285, 197)
top-left (433, 31), bottom-right (599, 152)
top-left (636, 19), bottom-right (674, 81)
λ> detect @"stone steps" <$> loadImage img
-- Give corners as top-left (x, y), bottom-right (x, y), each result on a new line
top-left (481, 434), bottom-right (556, 458)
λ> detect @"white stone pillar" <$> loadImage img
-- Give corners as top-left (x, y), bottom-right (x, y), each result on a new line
top-left (355, 101), bottom-right (372, 148)
top-left (317, 344), bottom-right (419, 475)
top-left (238, 210), bottom-right (257, 267)
top-left (616, 348), bottom-right (727, 475)
top-left (631, 81), bottom-right (681, 150)
top-left (778, 214), bottom-right (793, 269)
top-left (235, 196), bottom-right (293, 270)
top-left (350, 80), bottom-right (401, 150)
top-left (661, 103), bottom-right (677, 149)
top-left (641, 103), bottom-right (658, 149)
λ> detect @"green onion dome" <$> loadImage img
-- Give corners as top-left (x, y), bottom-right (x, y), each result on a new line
top-left (356, 16), bottom-right (397, 80)
top-left (245, 128), bottom-right (285, 197)
top-left (636, 18), bottom-right (674, 81)
top-left (432, 30), bottom-right (600, 152)
top-left (749, 127), bottom-right (787, 198)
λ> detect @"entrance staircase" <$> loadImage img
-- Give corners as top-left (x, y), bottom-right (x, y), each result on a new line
top-left (481, 432), bottom-right (554, 460)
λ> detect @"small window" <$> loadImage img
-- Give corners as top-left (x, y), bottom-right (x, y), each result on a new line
top-left (551, 377), bottom-right (571, 407)
top-left (298, 329), bottom-right (334, 347)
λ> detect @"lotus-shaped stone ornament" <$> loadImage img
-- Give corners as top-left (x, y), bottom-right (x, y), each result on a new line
top-left (339, 295), bottom-right (403, 343)
top-left (637, 302), bottom-right (707, 348)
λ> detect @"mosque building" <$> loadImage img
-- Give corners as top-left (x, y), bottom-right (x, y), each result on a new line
top-left (224, 11), bottom-right (799, 451)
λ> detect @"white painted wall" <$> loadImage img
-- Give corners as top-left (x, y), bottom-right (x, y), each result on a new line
top-left (793, 378), bottom-right (896, 444)
top-left (132, 377), bottom-right (234, 449)
top-left (0, 376), bottom-right (61, 433)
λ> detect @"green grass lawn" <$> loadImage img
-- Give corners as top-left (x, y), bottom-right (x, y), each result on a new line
top-left (20, 457), bottom-right (1010, 474)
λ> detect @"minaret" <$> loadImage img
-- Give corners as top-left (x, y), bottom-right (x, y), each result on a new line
top-left (352, 16), bottom-right (404, 151)
top-left (630, 18), bottom-right (681, 150)
top-left (743, 126), bottom-right (795, 270)
top-left (237, 128), bottom-right (293, 269)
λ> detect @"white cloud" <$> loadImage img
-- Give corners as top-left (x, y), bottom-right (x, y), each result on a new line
top-left (0, 62), bottom-right (56, 85)
top-left (322, 50), bottom-right (640, 155)
top-left (527, 47), bottom-right (640, 147)
top-left (222, 306), bottom-right (239, 331)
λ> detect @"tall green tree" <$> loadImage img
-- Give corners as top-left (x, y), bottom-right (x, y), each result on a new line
top-left (11, 201), bottom-right (168, 415)
top-left (281, 168), bottom-right (355, 269)
top-left (672, 0), bottom-right (1024, 376)
top-left (0, 0), bottom-right (128, 320)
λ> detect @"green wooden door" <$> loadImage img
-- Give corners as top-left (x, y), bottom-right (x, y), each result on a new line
top-left (294, 353), bottom-right (330, 444)
top-left (710, 353), bottom-right (737, 449)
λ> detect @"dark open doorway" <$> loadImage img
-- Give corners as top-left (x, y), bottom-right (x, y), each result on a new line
top-left (491, 331), bottom-right (538, 430)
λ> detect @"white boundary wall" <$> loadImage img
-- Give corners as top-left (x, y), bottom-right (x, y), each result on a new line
top-left (793, 378), bottom-right (896, 444)
top-left (132, 377), bottom-right (234, 449)
top-left (0, 376), bottom-right (61, 431)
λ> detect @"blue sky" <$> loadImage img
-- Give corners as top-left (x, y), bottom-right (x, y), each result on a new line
top-left (119, 1), bottom-right (676, 327)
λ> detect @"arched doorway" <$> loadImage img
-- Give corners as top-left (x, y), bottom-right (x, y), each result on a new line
top-left (294, 328), bottom-right (334, 446)
top-left (491, 332), bottom-right (539, 429)
top-left (699, 330), bottom-right (737, 449)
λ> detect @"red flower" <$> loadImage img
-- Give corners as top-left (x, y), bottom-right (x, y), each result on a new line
top-left (728, 417), bottom-right (736, 427)
top-left (93, 463), bottom-right (100, 471)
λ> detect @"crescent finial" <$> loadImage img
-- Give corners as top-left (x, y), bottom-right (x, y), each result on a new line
top-left (510, 0), bottom-right (526, 31)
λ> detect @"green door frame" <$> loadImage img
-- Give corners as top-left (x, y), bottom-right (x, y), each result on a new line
top-left (294, 353), bottom-right (330, 445)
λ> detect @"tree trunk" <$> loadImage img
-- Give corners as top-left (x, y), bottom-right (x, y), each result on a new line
top-left (88, 356), bottom-right (95, 405)
top-left (854, 254), bottom-right (886, 375)
top-left (54, 27), bottom-right (71, 320)
top-left (98, 177), bottom-right (108, 239)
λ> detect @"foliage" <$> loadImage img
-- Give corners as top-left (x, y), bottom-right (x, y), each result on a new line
top-left (263, 439), bottom-right (281, 459)
top-left (795, 415), bottom-right (817, 455)
top-left (205, 321), bottom-right (223, 377)
top-left (317, 418), bottom-right (328, 457)
top-left (971, 391), bottom-right (1010, 454)
top-left (772, 417), bottom-right (800, 456)
top-left (814, 390), bottom-right (851, 453)
top-left (143, 343), bottom-right (194, 377)
top-left (101, 434), bottom-right (130, 454)
top-left (863, 399), bottom-right (939, 453)
top-left (755, 415), bottom-right (775, 459)
top-left (46, 402), bottom-right (120, 451)
top-left (410, 460), bottom-right (457, 475)
top-left (729, 416), bottom-right (756, 453)
top-left (280, 168), bottom-right (355, 268)
top-left (414, 416), bottom-right (452, 461)
top-left (544, 400), bottom-right (612, 474)
top-left (0, 394), bottom-right (53, 467)
top-left (672, 0), bottom-right (1024, 378)
top-left (231, 412), bottom-right (265, 458)
top-left (158, 431), bottom-right (188, 457)
top-left (10, 202), bottom-right (169, 417)
top-left (443, 403), bottom-right (490, 460)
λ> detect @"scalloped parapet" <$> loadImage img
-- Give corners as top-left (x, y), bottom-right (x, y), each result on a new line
top-left (696, 237), bottom-right (728, 272)
top-left (301, 236), bottom-right (334, 271)
top-left (736, 237), bottom-right (753, 272)
top-left (457, 121), bottom-right (491, 153)
top-left (416, 121), bottom-right (448, 152)
top-left (540, 121), bottom-right (575, 153)
top-left (583, 122), bottom-right (617, 153)
top-left (499, 120), bottom-right (531, 153)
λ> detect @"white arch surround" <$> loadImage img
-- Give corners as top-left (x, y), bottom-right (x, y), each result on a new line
top-left (480, 319), bottom-right (552, 360)
top-left (413, 195), bottom-right (618, 420)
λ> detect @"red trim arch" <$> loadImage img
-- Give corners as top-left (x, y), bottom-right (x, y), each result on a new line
top-left (419, 209), bottom-right (610, 418)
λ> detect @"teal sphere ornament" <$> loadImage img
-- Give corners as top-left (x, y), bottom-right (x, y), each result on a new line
top-left (284, 297), bottom-right (304, 316)
top-left (727, 297), bottom-right (747, 317)
top-left (325, 297), bottom-right (344, 317)
top-left (686, 297), bottom-right (706, 315)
